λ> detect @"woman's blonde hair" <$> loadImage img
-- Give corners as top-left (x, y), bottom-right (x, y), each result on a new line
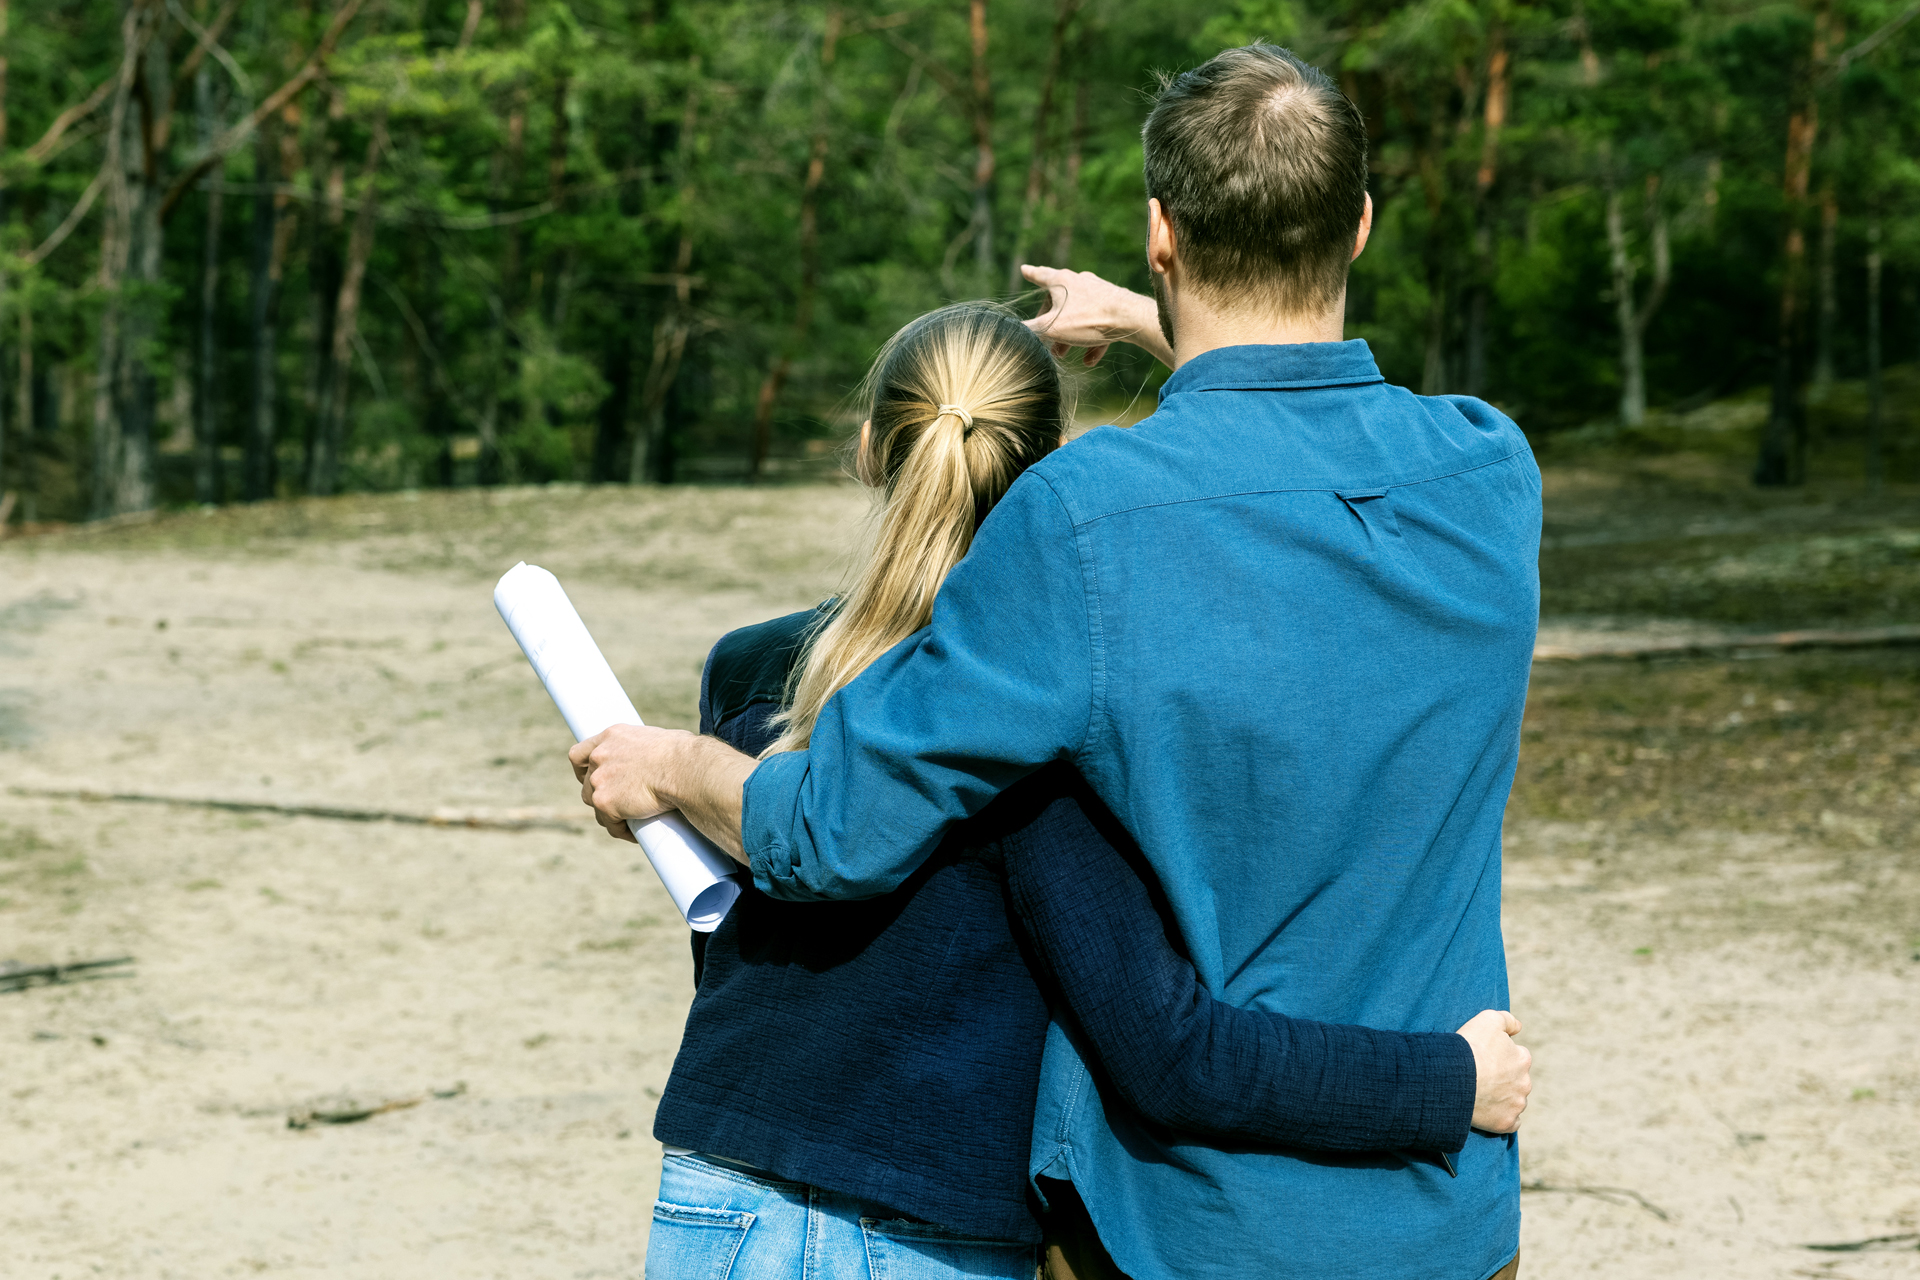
top-left (764, 302), bottom-right (1070, 755)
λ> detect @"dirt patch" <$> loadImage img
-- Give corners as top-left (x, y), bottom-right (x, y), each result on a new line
top-left (2, 477), bottom-right (1915, 1277)
top-left (1513, 652), bottom-right (1920, 896)
top-left (0, 483), bottom-right (868, 1278)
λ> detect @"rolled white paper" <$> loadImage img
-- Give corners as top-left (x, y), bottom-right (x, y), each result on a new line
top-left (493, 562), bottom-right (743, 932)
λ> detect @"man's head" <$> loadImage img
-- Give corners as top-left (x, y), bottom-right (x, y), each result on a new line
top-left (1142, 44), bottom-right (1369, 332)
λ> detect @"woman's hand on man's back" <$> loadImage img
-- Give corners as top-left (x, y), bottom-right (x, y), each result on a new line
top-left (1455, 1009), bottom-right (1532, 1134)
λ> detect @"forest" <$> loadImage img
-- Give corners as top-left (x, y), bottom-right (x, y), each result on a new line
top-left (0, 0), bottom-right (1915, 523)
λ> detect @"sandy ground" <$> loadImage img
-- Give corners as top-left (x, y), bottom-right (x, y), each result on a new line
top-left (2, 484), bottom-right (1915, 1278)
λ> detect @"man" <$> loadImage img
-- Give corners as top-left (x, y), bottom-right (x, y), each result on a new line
top-left (575, 44), bottom-right (1536, 1280)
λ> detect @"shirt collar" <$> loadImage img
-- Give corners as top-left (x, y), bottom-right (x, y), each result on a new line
top-left (1157, 340), bottom-right (1385, 401)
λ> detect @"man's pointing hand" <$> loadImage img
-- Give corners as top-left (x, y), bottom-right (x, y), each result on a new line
top-left (1020, 264), bottom-right (1172, 370)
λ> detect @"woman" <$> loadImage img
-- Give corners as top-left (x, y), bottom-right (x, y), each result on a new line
top-left (643, 303), bottom-right (1499, 1280)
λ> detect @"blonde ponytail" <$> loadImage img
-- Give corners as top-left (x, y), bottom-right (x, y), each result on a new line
top-left (765, 303), bottom-right (1070, 755)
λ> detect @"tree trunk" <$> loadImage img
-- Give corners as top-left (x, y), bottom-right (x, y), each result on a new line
top-left (1051, 62), bottom-right (1088, 265)
top-left (478, 17), bottom-right (530, 485)
top-left (1464, 284), bottom-right (1489, 399)
top-left (91, 0), bottom-right (170, 519)
top-left (1605, 177), bottom-right (1671, 427)
top-left (594, 304), bottom-right (634, 483)
top-left (244, 121), bottom-right (294, 501)
top-left (1866, 217), bottom-right (1883, 488)
top-left (1758, 0), bottom-right (1830, 487)
top-left (92, 313), bottom-right (124, 518)
top-left (195, 178), bottom-right (225, 503)
top-left (421, 240), bottom-right (455, 487)
top-left (1475, 41), bottom-right (1508, 197)
top-left (1463, 36), bottom-right (1508, 399)
top-left (242, 67), bottom-right (325, 504)
top-left (632, 67), bottom-right (703, 485)
top-left (542, 73), bottom-right (570, 326)
top-left (303, 91), bottom-right (347, 491)
top-left (1005, 0), bottom-right (1077, 294)
top-left (634, 236), bottom-right (695, 485)
top-left (1641, 202), bottom-right (1671, 398)
top-left (748, 354), bottom-right (789, 480)
top-left (0, 0), bottom-right (10, 511)
top-left (968, 0), bottom-right (995, 277)
top-left (114, 0), bottom-right (190, 517)
top-left (1606, 188), bottom-right (1643, 425)
top-left (1812, 185), bottom-right (1837, 399)
top-left (0, 253), bottom-right (8, 511)
top-left (750, 12), bottom-right (838, 480)
top-left (308, 118), bottom-right (385, 497)
top-left (1417, 123), bottom-right (1447, 397)
top-left (15, 299), bottom-right (31, 524)
top-left (91, 4), bottom-right (148, 519)
top-left (592, 104), bottom-right (646, 485)
top-left (1420, 259), bottom-right (1447, 396)
top-left (114, 169), bottom-right (166, 519)
top-left (193, 60), bottom-right (225, 504)
top-left (528, 73), bottom-right (574, 448)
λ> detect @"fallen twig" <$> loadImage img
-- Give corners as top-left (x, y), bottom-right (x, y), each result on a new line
top-left (287, 1082), bottom-right (466, 1130)
top-left (1805, 1232), bottom-right (1920, 1253)
top-left (0, 956), bottom-right (135, 994)
top-left (1520, 1181), bottom-right (1670, 1221)
top-left (1534, 624), bottom-right (1920, 663)
top-left (8, 787), bottom-right (585, 833)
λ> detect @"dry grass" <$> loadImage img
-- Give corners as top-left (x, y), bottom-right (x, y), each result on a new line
top-left (1512, 652), bottom-right (1920, 958)
top-left (1518, 429), bottom-right (1920, 963)
top-left (0, 820), bottom-right (89, 914)
top-left (1516, 653), bottom-right (1920, 845)
top-left (1535, 440), bottom-right (1920, 628)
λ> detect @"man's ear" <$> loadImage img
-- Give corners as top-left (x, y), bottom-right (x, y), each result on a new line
top-left (1351, 191), bottom-right (1374, 263)
top-left (1147, 198), bottom-right (1178, 277)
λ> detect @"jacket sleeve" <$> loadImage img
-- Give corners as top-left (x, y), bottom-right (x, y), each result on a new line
top-left (1004, 786), bottom-right (1476, 1154)
top-left (742, 473), bottom-right (1095, 901)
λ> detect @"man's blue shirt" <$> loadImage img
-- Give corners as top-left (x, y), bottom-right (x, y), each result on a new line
top-left (742, 340), bottom-right (1540, 1280)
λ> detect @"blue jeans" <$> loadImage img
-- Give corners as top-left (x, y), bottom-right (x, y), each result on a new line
top-left (647, 1153), bottom-right (1039, 1280)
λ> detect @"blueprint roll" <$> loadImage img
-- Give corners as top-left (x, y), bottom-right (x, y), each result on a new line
top-left (493, 562), bottom-right (743, 932)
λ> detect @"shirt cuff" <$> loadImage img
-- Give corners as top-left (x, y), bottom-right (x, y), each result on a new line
top-left (741, 749), bottom-right (809, 896)
top-left (1412, 1031), bottom-right (1478, 1153)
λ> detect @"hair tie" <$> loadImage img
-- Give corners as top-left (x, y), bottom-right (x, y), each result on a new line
top-left (936, 404), bottom-right (974, 431)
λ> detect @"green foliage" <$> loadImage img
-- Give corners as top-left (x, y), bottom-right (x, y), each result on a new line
top-left (0, 0), bottom-right (1915, 521)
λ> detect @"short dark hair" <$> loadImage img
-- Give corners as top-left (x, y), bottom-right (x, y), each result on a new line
top-left (1143, 44), bottom-right (1368, 315)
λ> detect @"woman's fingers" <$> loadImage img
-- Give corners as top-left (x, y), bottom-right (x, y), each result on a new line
top-left (1457, 1009), bottom-right (1533, 1134)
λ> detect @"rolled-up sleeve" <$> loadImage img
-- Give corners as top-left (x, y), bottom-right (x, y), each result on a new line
top-left (742, 473), bottom-right (1096, 901)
